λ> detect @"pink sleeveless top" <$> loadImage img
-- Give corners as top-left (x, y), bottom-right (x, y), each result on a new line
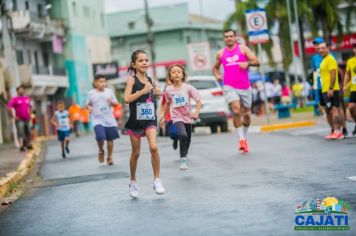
top-left (221, 44), bottom-right (250, 90)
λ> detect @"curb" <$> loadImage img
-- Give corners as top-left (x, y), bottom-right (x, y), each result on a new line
top-left (0, 138), bottom-right (45, 198)
top-left (260, 120), bottom-right (317, 132)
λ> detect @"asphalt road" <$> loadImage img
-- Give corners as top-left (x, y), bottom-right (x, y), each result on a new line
top-left (0, 124), bottom-right (355, 236)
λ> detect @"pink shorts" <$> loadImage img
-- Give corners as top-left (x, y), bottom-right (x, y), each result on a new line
top-left (126, 126), bottom-right (157, 139)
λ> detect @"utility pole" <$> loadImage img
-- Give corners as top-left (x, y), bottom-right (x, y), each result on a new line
top-left (292, 0), bottom-right (307, 84)
top-left (285, 0), bottom-right (293, 88)
top-left (144, 0), bottom-right (157, 80)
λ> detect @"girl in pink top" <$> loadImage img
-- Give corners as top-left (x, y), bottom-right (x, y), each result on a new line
top-left (160, 64), bottom-right (202, 170)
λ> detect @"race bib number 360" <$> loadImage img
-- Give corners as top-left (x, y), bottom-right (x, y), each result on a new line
top-left (173, 94), bottom-right (189, 108)
top-left (137, 103), bottom-right (155, 120)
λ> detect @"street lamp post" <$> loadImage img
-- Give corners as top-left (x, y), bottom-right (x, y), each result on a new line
top-left (144, 0), bottom-right (157, 80)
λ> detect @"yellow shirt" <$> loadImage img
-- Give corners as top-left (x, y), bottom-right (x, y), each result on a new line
top-left (292, 83), bottom-right (303, 97)
top-left (346, 56), bottom-right (356, 92)
top-left (320, 54), bottom-right (339, 93)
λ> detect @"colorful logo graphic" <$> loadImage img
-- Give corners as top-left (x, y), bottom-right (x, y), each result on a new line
top-left (294, 197), bottom-right (350, 231)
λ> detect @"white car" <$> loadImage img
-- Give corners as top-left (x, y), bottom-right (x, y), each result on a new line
top-left (188, 76), bottom-right (230, 133)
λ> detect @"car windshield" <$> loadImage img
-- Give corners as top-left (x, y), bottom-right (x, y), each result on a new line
top-left (189, 80), bottom-right (217, 89)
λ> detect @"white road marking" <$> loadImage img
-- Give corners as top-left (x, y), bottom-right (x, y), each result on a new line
top-left (346, 176), bottom-right (356, 181)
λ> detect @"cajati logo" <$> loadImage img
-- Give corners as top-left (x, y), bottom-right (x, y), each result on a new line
top-left (294, 196), bottom-right (351, 231)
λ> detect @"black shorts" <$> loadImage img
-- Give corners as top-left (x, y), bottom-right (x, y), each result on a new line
top-left (350, 91), bottom-right (356, 103)
top-left (322, 91), bottom-right (340, 109)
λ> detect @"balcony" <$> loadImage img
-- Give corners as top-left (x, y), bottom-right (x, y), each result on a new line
top-left (18, 64), bottom-right (69, 96)
top-left (9, 10), bottom-right (66, 40)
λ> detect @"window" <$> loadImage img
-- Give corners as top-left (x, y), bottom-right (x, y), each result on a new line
top-left (128, 21), bottom-right (135, 30)
top-left (12, 0), bottom-right (17, 11)
top-left (72, 1), bottom-right (77, 16)
top-left (83, 6), bottom-right (90, 18)
top-left (37, 4), bottom-right (43, 19)
top-left (16, 50), bottom-right (24, 65)
top-left (27, 50), bottom-right (32, 64)
top-left (25, 1), bottom-right (29, 10)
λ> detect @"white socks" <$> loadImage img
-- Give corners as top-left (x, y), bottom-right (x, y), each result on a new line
top-left (237, 126), bottom-right (249, 140)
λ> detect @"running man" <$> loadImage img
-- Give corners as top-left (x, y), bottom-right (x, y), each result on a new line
top-left (212, 29), bottom-right (260, 153)
top-left (344, 44), bottom-right (356, 135)
top-left (318, 42), bottom-right (344, 140)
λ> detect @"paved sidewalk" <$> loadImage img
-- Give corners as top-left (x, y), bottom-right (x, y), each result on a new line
top-left (0, 144), bottom-right (24, 179)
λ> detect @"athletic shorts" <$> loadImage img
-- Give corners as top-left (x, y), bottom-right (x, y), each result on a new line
top-left (57, 130), bottom-right (70, 141)
top-left (350, 91), bottom-right (356, 103)
top-left (321, 91), bottom-right (340, 109)
top-left (223, 85), bottom-right (252, 108)
top-left (94, 125), bottom-right (120, 141)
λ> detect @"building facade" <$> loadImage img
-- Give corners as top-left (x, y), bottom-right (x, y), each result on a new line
top-left (107, 3), bottom-right (224, 82)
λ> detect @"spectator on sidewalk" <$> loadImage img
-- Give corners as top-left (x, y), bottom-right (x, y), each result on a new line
top-left (292, 79), bottom-right (303, 107)
top-left (271, 79), bottom-right (282, 104)
top-left (69, 101), bottom-right (81, 137)
top-left (80, 107), bottom-right (90, 133)
top-left (7, 85), bottom-right (33, 152)
top-left (281, 82), bottom-right (291, 105)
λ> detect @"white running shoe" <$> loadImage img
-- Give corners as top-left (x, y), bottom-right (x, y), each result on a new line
top-left (153, 179), bottom-right (165, 194)
top-left (129, 181), bottom-right (139, 199)
top-left (180, 157), bottom-right (188, 170)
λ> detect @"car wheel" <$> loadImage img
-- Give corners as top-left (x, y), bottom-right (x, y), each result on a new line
top-left (210, 124), bottom-right (218, 133)
top-left (220, 122), bottom-right (228, 133)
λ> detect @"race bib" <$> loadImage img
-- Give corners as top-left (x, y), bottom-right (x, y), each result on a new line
top-left (173, 94), bottom-right (189, 108)
top-left (352, 76), bottom-right (356, 85)
top-left (137, 103), bottom-right (155, 120)
top-left (99, 105), bottom-right (109, 115)
top-left (59, 118), bottom-right (68, 128)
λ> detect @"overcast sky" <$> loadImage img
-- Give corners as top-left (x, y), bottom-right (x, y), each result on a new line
top-left (104, 0), bottom-right (235, 21)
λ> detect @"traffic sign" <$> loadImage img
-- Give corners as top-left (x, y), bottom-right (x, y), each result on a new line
top-left (245, 9), bottom-right (269, 44)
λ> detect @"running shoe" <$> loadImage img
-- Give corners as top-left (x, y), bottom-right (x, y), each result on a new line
top-left (129, 182), bottom-right (139, 199)
top-left (98, 150), bottom-right (104, 163)
top-left (180, 157), bottom-right (188, 170)
top-left (62, 151), bottom-right (66, 158)
top-left (243, 139), bottom-right (249, 153)
top-left (324, 132), bottom-right (334, 140)
top-left (153, 179), bottom-right (165, 194)
top-left (329, 131), bottom-right (344, 140)
top-left (342, 128), bottom-right (348, 137)
top-left (352, 126), bottom-right (356, 136)
top-left (239, 139), bottom-right (248, 153)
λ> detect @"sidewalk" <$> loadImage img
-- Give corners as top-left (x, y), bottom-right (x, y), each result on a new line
top-left (0, 144), bottom-right (25, 179)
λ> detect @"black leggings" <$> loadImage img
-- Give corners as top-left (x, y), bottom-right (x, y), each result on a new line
top-left (175, 122), bottom-right (192, 158)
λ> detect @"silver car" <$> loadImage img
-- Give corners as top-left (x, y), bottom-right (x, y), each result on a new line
top-left (188, 76), bottom-right (230, 133)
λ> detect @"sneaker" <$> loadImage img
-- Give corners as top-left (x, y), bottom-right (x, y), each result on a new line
top-left (129, 182), bottom-right (139, 199)
top-left (352, 126), bottom-right (356, 136)
top-left (20, 146), bottom-right (26, 152)
top-left (328, 131), bottom-right (344, 140)
top-left (65, 145), bottom-right (70, 154)
top-left (239, 139), bottom-right (248, 152)
top-left (180, 157), bottom-right (188, 170)
top-left (173, 139), bottom-right (178, 150)
top-left (342, 128), bottom-right (348, 137)
top-left (324, 132), bottom-right (334, 140)
top-left (62, 151), bottom-right (66, 158)
top-left (153, 179), bottom-right (165, 194)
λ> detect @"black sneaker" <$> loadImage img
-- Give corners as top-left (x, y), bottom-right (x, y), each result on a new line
top-left (65, 145), bottom-right (70, 154)
top-left (352, 126), bottom-right (356, 136)
top-left (62, 152), bottom-right (66, 158)
top-left (173, 139), bottom-right (178, 150)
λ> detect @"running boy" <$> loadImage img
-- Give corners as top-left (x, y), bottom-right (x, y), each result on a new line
top-left (51, 100), bottom-right (71, 158)
top-left (160, 64), bottom-right (202, 170)
top-left (86, 74), bottom-right (120, 165)
top-left (124, 49), bottom-right (165, 199)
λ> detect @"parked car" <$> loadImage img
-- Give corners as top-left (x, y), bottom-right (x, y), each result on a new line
top-left (188, 76), bottom-right (230, 133)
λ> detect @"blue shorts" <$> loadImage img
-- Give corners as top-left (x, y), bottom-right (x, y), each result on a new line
top-left (57, 130), bottom-right (70, 141)
top-left (94, 125), bottom-right (120, 141)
